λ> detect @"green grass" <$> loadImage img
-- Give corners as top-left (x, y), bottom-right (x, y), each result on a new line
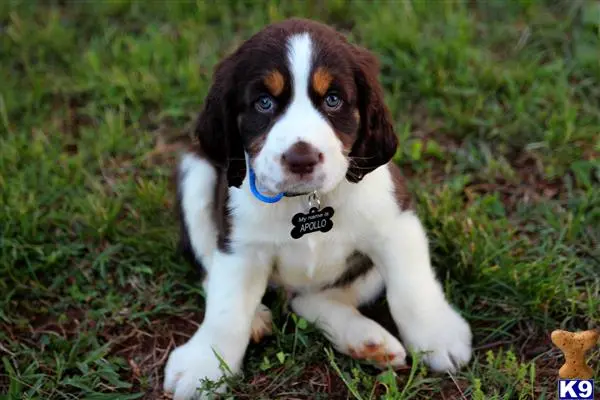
top-left (1, 0), bottom-right (599, 398)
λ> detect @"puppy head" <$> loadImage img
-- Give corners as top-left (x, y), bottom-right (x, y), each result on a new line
top-left (195, 18), bottom-right (398, 193)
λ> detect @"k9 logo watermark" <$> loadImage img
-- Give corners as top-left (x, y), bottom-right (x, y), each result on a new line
top-left (558, 379), bottom-right (594, 400)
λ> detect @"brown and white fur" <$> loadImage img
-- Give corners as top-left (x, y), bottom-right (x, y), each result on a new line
top-left (164, 19), bottom-right (472, 400)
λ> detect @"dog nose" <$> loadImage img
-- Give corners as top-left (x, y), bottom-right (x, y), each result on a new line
top-left (281, 141), bottom-right (323, 175)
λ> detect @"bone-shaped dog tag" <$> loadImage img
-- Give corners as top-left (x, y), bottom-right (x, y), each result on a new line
top-left (290, 206), bottom-right (334, 239)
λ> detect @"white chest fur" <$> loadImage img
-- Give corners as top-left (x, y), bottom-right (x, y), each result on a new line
top-left (271, 229), bottom-right (357, 290)
top-left (227, 166), bottom-right (398, 292)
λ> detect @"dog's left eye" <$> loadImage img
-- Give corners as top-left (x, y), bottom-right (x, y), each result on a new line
top-left (255, 95), bottom-right (275, 113)
top-left (324, 92), bottom-right (342, 110)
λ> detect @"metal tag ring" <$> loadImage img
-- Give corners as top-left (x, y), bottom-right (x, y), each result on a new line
top-left (307, 191), bottom-right (321, 210)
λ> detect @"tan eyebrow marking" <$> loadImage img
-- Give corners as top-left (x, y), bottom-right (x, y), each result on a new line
top-left (312, 67), bottom-right (334, 96)
top-left (263, 70), bottom-right (285, 96)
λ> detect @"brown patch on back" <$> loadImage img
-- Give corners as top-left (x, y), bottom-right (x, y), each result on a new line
top-left (312, 67), bottom-right (334, 96)
top-left (212, 167), bottom-right (233, 253)
top-left (264, 70), bottom-right (285, 96)
top-left (389, 163), bottom-right (413, 211)
top-left (327, 251), bottom-right (375, 289)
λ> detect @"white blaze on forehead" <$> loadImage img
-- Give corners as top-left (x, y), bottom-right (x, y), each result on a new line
top-left (287, 32), bottom-right (314, 107)
top-left (279, 32), bottom-right (331, 146)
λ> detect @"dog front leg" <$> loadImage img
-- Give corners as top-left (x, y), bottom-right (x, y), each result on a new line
top-left (368, 211), bottom-right (472, 373)
top-left (164, 250), bottom-right (270, 400)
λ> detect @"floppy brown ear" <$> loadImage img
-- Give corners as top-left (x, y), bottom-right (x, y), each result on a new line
top-left (194, 56), bottom-right (246, 187)
top-left (346, 46), bottom-right (398, 183)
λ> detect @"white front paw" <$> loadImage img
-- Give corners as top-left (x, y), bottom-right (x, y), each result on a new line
top-left (401, 304), bottom-right (472, 373)
top-left (163, 338), bottom-right (240, 400)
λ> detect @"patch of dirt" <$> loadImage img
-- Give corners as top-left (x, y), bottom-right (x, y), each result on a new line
top-left (439, 377), bottom-right (470, 400)
top-left (1, 307), bottom-right (90, 345)
top-left (231, 364), bottom-right (346, 399)
top-left (35, 307), bottom-right (88, 335)
top-left (108, 313), bottom-right (202, 397)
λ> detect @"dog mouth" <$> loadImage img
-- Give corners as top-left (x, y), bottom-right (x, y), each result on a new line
top-left (278, 172), bottom-right (328, 193)
top-left (279, 183), bottom-right (317, 195)
top-left (254, 174), bottom-right (325, 196)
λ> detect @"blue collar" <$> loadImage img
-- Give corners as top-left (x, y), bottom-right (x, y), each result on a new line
top-left (248, 168), bottom-right (284, 204)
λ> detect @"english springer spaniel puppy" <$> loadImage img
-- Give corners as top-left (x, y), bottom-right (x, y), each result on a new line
top-left (164, 18), bottom-right (472, 399)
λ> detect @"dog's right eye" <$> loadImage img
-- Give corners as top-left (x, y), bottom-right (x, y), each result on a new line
top-left (255, 95), bottom-right (275, 113)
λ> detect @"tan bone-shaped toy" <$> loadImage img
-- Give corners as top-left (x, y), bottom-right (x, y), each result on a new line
top-left (551, 329), bottom-right (599, 379)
